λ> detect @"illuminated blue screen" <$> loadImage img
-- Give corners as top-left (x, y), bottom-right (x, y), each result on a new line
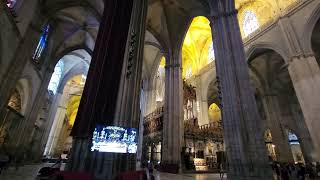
top-left (91, 125), bottom-right (138, 153)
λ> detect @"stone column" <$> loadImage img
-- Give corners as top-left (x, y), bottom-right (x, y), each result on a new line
top-left (43, 92), bottom-right (63, 156)
top-left (136, 111), bottom-right (144, 168)
top-left (68, 0), bottom-right (147, 179)
top-left (209, 0), bottom-right (273, 179)
top-left (262, 94), bottom-right (294, 162)
top-left (44, 92), bottom-right (68, 156)
top-left (17, 67), bottom-right (53, 160)
top-left (195, 76), bottom-right (209, 125)
top-left (161, 50), bottom-right (183, 172)
top-left (290, 103), bottom-right (316, 163)
top-left (287, 55), bottom-right (320, 160)
top-left (48, 106), bottom-right (67, 156)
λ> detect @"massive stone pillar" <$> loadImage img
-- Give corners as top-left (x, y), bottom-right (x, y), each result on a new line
top-left (209, 0), bottom-right (273, 179)
top-left (44, 92), bottom-right (68, 156)
top-left (195, 76), bottom-right (209, 125)
top-left (262, 94), bottom-right (294, 162)
top-left (161, 49), bottom-right (183, 172)
top-left (43, 92), bottom-right (64, 156)
top-left (19, 67), bottom-right (53, 160)
top-left (277, 16), bottom-right (320, 161)
top-left (287, 55), bottom-right (320, 161)
top-left (290, 103), bottom-right (316, 163)
top-left (68, 0), bottom-right (147, 179)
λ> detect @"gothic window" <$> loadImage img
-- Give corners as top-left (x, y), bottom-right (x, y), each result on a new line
top-left (288, 131), bottom-right (299, 145)
top-left (8, 89), bottom-right (22, 112)
top-left (208, 44), bottom-right (215, 62)
top-left (48, 60), bottom-right (64, 95)
top-left (6, 0), bottom-right (16, 8)
top-left (242, 11), bottom-right (259, 37)
top-left (33, 24), bottom-right (50, 61)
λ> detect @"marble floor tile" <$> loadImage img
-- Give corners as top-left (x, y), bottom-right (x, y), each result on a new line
top-left (0, 164), bottom-right (224, 180)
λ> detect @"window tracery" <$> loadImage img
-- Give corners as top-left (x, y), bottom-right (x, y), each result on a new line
top-left (48, 60), bottom-right (64, 95)
top-left (33, 24), bottom-right (50, 61)
top-left (242, 11), bottom-right (259, 37)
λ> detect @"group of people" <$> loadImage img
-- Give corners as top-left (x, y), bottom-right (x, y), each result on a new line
top-left (272, 162), bottom-right (320, 180)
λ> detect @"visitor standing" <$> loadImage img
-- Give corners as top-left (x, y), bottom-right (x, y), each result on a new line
top-left (298, 163), bottom-right (306, 180)
top-left (219, 162), bottom-right (225, 179)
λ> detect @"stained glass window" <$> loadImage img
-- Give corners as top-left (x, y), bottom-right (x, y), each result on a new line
top-left (208, 44), bottom-right (215, 63)
top-left (6, 0), bottom-right (16, 8)
top-left (33, 24), bottom-right (50, 61)
top-left (48, 60), bottom-right (64, 95)
top-left (242, 11), bottom-right (259, 37)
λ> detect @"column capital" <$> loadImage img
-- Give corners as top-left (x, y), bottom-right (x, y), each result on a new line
top-left (165, 63), bottom-right (181, 69)
top-left (210, 9), bottom-right (238, 21)
top-left (287, 53), bottom-right (316, 65)
top-left (262, 93), bottom-right (278, 98)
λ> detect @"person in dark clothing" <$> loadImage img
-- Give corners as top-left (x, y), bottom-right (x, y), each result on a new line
top-left (297, 163), bottom-right (306, 180)
top-left (316, 162), bottom-right (320, 177)
top-left (274, 163), bottom-right (281, 180)
top-left (306, 163), bottom-right (316, 180)
top-left (281, 165), bottom-right (290, 180)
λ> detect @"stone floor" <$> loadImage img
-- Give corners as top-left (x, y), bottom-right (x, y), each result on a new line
top-left (153, 171), bottom-right (223, 180)
top-left (0, 164), bottom-right (224, 180)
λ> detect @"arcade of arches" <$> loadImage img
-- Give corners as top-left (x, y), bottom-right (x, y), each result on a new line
top-left (0, 0), bottom-right (320, 179)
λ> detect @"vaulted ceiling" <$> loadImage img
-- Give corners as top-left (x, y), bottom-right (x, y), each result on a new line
top-left (179, 0), bottom-right (298, 79)
top-left (32, 0), bottom-right (299, 83)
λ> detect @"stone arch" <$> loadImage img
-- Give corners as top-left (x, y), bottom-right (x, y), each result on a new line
top-left (246, 45), bottom-right (290, 96)
top-left (144, 30), bottom-right (166, 80)
top-left (145, 27), bottom-right (167, 55)
top-left (48, 48), bottom-right (91, 96)
top-left (247, 46), bottom-right (296, 99)
top-left (57, 63), bottom-right (88, 94)
top-left (53, 45), bottom-right (92, 68)
top-left (43, 3), bottom-right (101, 23)
top-left (301, 2), bottom-right (320, 54)
top-left (246, 41), bottom-right (290, 63)
top-left (181, 16), bottom-right (213, 78)
top-left (176, 16), bottom-right (193, 66)
top-left (206, 78), bottom-right (219, 107)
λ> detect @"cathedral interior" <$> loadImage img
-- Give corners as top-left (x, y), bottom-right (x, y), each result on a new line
top-left (0, 0), bottom-right (320, 179)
